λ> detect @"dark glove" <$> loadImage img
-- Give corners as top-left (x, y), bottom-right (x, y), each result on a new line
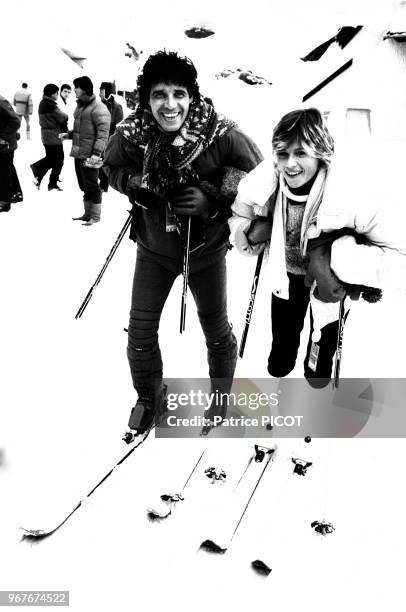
top-left (247, 217), bottom-right (273, 245)
top-left (342, 283), bottom-right (382, 303)
top-left (304, 242), bottom-right (346, 303)
top-left (127, 185), bottom-right (165, 211)
top-left (170, 186), bottom-right (211, 217)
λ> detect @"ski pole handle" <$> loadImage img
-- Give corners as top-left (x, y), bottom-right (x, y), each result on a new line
top-left (238, 250), bottom-right (264, 358)
top-left (75, 212), bottom-right (133, 319)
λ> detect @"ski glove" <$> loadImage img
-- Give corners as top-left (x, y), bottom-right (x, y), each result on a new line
top-left (170, 186), bottom-right (211, 217)
top-left (304, 242), bottom-right (346, 303)
top-left (127, 185), bottom-right (165, 211)
top-left (306, 231), bottom-right (382, 304)
top-left (247, 217), bottom-right (273, 245)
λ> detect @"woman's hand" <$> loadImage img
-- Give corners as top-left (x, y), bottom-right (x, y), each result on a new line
top-left (247, 218), bottom-right (273, 245)
top-left (305, 243), bottom-right (346, 302)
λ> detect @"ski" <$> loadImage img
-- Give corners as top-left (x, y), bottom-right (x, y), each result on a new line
top-left (249, 437), bottom-right (330, 576)
top-left (199, 443), bottom-right (276, 553)
top-left (147, 448), bottom-right (207, 519)
top-left (20, 420), bottom-right (160, 540)
top-left (147, 441), bottom-right (261, 521)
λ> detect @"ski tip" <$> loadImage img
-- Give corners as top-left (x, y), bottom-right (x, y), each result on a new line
top-left (199, 539), bottom-right (227, 554)
top-left (251, 559), bottom-right (272, 576)
top-left (19, 527), bottom-right (50, 541)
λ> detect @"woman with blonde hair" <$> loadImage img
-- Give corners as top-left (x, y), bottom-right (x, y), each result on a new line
top-left (229, 108), bottom-right (406, 387)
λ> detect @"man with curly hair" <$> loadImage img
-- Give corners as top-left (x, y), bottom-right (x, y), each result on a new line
top-left (103, 50), bottom-right (262, 436)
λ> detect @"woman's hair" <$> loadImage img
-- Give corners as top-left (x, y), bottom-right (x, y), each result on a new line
top-left (137, 50), bottom-right (200, 108)
top-left (272, 108), bottom-right (334, 166)
top-left (43, 83), bottom-right (59, 97)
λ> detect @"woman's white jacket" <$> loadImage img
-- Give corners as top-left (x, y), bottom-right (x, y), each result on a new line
top-left (229, 158), bottom-right (406, 299)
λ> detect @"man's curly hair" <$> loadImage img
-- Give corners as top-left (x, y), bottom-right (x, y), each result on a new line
top-left (137, 50), bottom-right (200, 108)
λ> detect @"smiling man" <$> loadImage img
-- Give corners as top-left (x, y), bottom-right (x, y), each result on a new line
top-left (103, 50), bottom-right (262, 437)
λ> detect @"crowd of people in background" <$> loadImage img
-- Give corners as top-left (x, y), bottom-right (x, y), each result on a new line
top-left (0, 78), bottom-right (123, 222)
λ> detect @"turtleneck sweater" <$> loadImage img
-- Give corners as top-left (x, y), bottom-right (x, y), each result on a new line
top-left (283, 173), bottom-right (317, 275)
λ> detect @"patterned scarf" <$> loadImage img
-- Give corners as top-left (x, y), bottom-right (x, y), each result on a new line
top-left (117, 95), bottom-right (236, 197)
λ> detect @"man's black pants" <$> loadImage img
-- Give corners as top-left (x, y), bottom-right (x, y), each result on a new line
top-left (31, 145), bottom-right (64, 188)
top-left (74, 159), bottom-right (102, 204)
top-left (127, 246), bottom-right (237, 400)
top-left (0, 152), bottom-right (14, 204)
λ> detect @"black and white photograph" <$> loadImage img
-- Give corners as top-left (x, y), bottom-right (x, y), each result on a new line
top-left (1, 1), bottom-right (406, 610)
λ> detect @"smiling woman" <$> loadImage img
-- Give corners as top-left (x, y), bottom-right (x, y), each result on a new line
top-left (274, 143), bottom-right (319, 189)
top-left (229, 107), bottom-right (406, 387)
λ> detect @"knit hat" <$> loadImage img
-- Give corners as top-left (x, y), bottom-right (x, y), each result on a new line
top-left (73, 76), bottom-right (93, 96)
top-left (100, 81), bottom-right (115, 97)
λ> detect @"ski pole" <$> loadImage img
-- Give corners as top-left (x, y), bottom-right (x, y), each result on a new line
top-left (332, 297), bottom-right (345, 388)
top-left (75, 211), bottom-right (133, 319)
top-left (238, 250), bottom-right (264, 357)
top-left (180, 216), bottom-right (191, 334)
top-left (200, 444), bottom-right (276, 553)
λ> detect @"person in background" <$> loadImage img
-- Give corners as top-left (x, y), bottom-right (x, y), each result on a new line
top-left (103, 50), bottom-right (262, 437)
top-left (0, 94), bottom-right (21, 212)
top-left (30, 84), bottom-right (68, 192)
top-left (13, 82), bottom-right (33, 140)
top-left (98, 81), bottom-right (123, 192)
top-left (59, 84), bottom-right (72, 131)
top-left (60, 84), bottom-right (72, 107)
top-left (60, 76), bottom-right (110, 225)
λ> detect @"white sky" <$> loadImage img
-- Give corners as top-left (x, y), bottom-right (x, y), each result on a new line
top-left (4, 0), bottom-right (397, 87)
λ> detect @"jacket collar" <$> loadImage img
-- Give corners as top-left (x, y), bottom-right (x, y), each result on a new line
top-left (77, 94), bottom-right (95, 107)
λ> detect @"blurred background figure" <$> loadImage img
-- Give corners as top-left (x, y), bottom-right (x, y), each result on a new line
top-left (13, 82), bottom-right (33, 140)
top-left (30, 83), bottom-right (68, 192)
top-left (0, 93), bottom-right (21, 212)
top-left (61, 76), bottom-right (110, 225)
top-left (59, 83), bottom-right (72, 108)
top-left (98, 81), bottom-right (123, 192)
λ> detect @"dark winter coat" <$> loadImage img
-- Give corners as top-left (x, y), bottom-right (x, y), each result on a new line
top-left (38, 96), bottom-right (69, 146)
top-left (103, 96), bottom-right (124, 135)
top-left (69, 95), bottom-right (111, 159)
top-left (103, 127), bottom-right (263, 259)
top-left (0, 95), bottom-right (21, 154)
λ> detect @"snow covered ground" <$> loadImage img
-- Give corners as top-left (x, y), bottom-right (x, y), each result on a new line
top-left (1, 0), bottom-right (406, 607)
top-left (0, 115), bottom-right (405, 612)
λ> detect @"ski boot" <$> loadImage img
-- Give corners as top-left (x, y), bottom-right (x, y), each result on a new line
top-left (201, 388), bottom-right (229, 437)
top-left (123, 384), bottom-right (167, 444)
